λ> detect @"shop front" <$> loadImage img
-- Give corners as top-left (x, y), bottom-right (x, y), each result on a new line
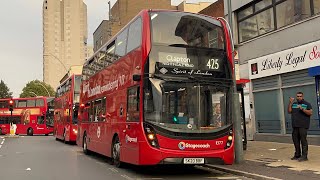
top-left (249, 40), bottom-right (320, 136)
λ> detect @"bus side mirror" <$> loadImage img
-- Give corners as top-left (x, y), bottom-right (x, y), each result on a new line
top-left (133, 74), bottom-right (141, 81)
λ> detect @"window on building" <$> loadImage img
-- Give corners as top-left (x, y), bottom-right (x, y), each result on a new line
top-left (276, 0), bottom-right (311, 28)
top-left (255, 0), bottom-right (272, 11)
top-left (239, 8), bottom-right (274, 42)
top-left (237, 0), bottom-right (316, 42)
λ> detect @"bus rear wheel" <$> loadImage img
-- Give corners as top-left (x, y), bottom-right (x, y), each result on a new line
top-left (83, 134), bottom-right (89, 155)
top-left (112, 136), bottom-right (122, 168)
top-left (27, 128), bottom-right (33, 136)
top-left (63, 130), bottom-right (67, 143)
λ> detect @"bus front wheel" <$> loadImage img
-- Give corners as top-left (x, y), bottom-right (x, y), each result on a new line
top-left (27, 128), bottom-right (33, 136)
top-left (112, 136), bottom-right (122, 168)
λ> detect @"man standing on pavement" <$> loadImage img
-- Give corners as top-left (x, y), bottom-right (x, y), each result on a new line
top-left (288, 92), bottom-right (312, 162)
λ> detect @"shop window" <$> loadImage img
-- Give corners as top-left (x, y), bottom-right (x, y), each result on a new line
top-left (315, 0), bottom-right (320, 14)
top-left (282, 85), bottom-right (319, 135)
top-left (254, 90), bottom-right (281, 133)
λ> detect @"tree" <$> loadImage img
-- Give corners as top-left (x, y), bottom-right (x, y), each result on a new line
top-left (0, 80), bottom-right (13, 98)
top-left (20, 80), bottom-right (55, 98)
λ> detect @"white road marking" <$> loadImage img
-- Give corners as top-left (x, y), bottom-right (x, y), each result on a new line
top-left (0, 145), bottom-right (2, 149)
top-left (215, 177), bottom-right (242, 179)
top-left (25, 168), bottom-right (31, 171)
top-left (1, 141), bottom-right (4, 145)
top-left (108, 168), bottom-right (118, 173)
top-left (120, 174), bottom-right (133, 180)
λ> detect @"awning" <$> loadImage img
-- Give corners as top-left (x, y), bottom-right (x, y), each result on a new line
top-left (308, 66), bottom-right (320, 77)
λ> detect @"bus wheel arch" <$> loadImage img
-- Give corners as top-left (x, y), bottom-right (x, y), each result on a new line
top-left (111, 134), bottom-right (122, 168)
top-left (27, 128), bottom-right (33, 136)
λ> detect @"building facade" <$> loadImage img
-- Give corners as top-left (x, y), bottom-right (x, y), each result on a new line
top-left (92, 0), bottom-right (217, 52)
top-left (93, 20), bottom-right (110, 52)
top-left (225, 0), bottom-right (320, 143)
top-left (177, 1), bottom-right (212, 13)
top-left (43, 0), bottom-right (87, 89)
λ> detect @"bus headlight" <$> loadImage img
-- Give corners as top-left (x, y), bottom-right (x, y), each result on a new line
top-left (73, 129), bottom-right (78, 134)
top-left (225, 129), bottom-right (233, 149)
top-left (144, 124), bottom-right (159, 148)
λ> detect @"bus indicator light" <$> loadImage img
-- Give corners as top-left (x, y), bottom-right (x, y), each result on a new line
top-left (9, 99), bottom-right (14, 112)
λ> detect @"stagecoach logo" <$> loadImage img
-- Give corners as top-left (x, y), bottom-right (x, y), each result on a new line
top-left (178, 141), bottom-right (211, 150)
top-left (159, 68), bottom-right (168, 74)
top-left (125, 135), bottom-right (137, 143)
top-left (178, 142), bottom-right (186, 150)
top-left (97, 126), bottom-right (101, 138)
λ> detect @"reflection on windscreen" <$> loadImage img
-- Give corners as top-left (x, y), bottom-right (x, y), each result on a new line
top-left (150, 12), bottom-right (224, 49)
top-left (46, 112), bottom-right (54, 127)
top-left (144, 79), bottom-right (231, 133)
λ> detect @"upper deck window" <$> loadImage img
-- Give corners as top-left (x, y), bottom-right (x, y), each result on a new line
top-left (150, 12), bottom-right (225, 49)
top-left (0, 101), bottom-right (8, 108)
top-left (36, 99), bottom-right (44, 107)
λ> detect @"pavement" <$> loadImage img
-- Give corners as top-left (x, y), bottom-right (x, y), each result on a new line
top-left (206, 141), bottom-right (320, 180)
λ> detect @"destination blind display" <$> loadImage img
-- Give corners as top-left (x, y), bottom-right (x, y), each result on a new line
top-left (155, 51), bottom-right (225, 77)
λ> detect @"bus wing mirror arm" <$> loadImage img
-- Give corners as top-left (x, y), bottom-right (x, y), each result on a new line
top-left (133, 74), bottom-right (141, 81)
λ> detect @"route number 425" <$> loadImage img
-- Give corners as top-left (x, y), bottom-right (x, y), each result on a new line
top-left (207, 59), bottom-right (219, 70)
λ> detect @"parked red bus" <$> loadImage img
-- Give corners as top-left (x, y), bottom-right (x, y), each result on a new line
top-left (0, 97), bottom-right (54, 135)
top-left (77, 10), bottom-right (235, 166)
top-left (54, 74), bottom-right (81, 142)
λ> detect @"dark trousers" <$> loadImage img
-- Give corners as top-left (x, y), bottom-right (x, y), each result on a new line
top-left (292, 127), bottom-right (308, 158)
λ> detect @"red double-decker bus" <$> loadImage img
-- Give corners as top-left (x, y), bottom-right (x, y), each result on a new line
top-left (0, 97), bottom-right (54, 135)
top-left (77, 10), bottom-right (235, 166)
top-left (54, 74), bottom-right (81, 143)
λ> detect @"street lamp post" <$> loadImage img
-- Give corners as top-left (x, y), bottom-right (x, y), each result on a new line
top-left (29, 91), bottom-right (38, 97)
top-left (227, 0), bottom-right (244, 164)
top-left (43, 53), bottom-right (68, 73)
top-left (36, 82), bottom-right (51, 97)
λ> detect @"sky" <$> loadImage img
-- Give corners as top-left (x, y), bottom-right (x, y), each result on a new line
top-left (0, 0), bottom-right (217, 97)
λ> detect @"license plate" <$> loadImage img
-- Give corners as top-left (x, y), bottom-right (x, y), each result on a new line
top-left (183, 158), bottom-right (204, 164)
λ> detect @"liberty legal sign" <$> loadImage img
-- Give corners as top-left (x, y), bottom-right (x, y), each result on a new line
top-left (249, 40), bottom-right (320, 79)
